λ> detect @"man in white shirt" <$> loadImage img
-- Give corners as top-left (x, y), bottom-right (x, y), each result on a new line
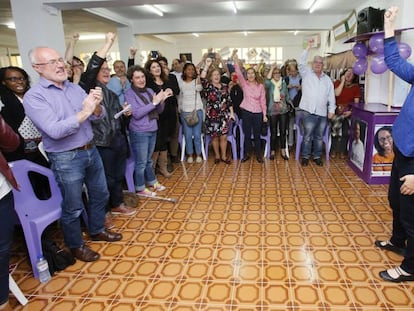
top-left (298, 40), bottom-right (336, 166)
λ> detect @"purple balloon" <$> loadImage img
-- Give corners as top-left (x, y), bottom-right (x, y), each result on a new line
top-left (399, 42), bottom-right (412, 59)
top-left (353, 42), bottom-right (368, 58)
top-left (353, 57), bottom-right (368, 75)
top-left (370, 55), bottom-right (387, 74)
top-left (369, 33), bottom-right (384, 54)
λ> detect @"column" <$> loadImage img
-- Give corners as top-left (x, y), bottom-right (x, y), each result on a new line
top-left (117, 26), bottom-right (136, 64)
top-left (10, 0), bottom-right (66, 81)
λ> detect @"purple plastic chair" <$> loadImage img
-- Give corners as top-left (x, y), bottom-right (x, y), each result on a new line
top-left (178, 124), bottom-right (206, 161)
top-left (238, 119), bottom-right (271, 159)
top-left (295, 115), bottom-right (331, 161)
top-left (9, 159), bottom-right (63, 279)
top-left (204, 119), bottom-right (238, 160)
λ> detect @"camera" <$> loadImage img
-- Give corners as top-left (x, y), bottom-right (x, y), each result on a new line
top-left (150, 51), bottom-right (159, 59)
top-left (208, 52), bottom-right (215, 59)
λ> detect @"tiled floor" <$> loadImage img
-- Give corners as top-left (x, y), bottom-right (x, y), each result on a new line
top-left (8, 153), bottom-right (414, 310)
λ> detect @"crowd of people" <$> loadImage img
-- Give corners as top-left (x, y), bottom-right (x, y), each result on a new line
top-left (3, 8), bottom-right (414, 308)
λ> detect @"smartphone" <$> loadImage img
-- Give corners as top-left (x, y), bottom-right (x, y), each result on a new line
top-left (151, 51), bottom-right (159, 59)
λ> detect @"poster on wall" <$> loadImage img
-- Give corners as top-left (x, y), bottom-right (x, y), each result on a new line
top-left (349, 119), bottom-right (367, 171)
top-left (371, 125), bottom-right (394, 176)
top-left (179, 53), bottom-right (192, 63)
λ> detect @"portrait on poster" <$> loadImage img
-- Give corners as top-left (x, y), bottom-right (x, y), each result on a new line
top-left (349, 119), bottom-right (367, 171)
top-left (371, 125), bottom-right (394, 176)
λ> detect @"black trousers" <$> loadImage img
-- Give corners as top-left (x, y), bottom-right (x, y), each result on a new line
top-left (242, 109), bottom-right (263, 157)
top-left (388, 146), bottom-right (414, 273)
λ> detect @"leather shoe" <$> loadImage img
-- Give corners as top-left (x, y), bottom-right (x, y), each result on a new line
top-left (301, 158), bottom-right (309, 166)
top-left (91, 229), bottom-right (122, 242)
top-left (241, 156), bottom-right (250, 163)
top-left (256, 155), bottom-right (264, 163)
top-left (71, 245), bottom-right (100, 262)
top-left (314, 158), bottom-right (323, 166)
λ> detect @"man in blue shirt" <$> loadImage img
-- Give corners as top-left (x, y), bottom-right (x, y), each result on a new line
top-left (23, 47), bottom-right (122, 263)
top-left (374, 6), bottom-right (414, 283)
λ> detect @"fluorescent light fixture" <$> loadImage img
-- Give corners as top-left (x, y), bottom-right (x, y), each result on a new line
top-left (79, 34), bottom-right (106, 41)
top-left (144, 4), bottom-right (164, 17)
top-left (309, 0), bottom-right (318, 13)
top-left (192, 33), bottom-right (199, 37)
top-left (6, 22), bottom-right (15, 29)
top-left (232, 1), bottom-right (238, 14)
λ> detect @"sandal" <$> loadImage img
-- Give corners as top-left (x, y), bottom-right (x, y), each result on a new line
top-left (375, 240), bottom-right (406, 256)
top-left (379, 267), bottom-right (414, 283)
top-left (221, 158), bottom-right (231, 164)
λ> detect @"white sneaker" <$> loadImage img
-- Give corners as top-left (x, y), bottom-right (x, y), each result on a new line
top-left (196, 156), bottom-right (202, 163)
top-left (136, 188), bottom-right (156, 197)
top-left (187, 156), bottom-right (193, 163)
top-left (150, 182), bottom-right (166, 192)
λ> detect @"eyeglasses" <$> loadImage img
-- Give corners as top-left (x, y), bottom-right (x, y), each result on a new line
top-left (4, 77), bottom-right (27, 82)
top-left (378, 135), bottom-right (393, 143)
top-left (33, 58), bottom-right (65, 66)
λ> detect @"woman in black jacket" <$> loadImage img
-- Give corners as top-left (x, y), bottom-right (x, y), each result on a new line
top-left (145, 59), bottom-right (179, 178)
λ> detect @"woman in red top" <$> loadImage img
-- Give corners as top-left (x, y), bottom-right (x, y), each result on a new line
top-left (331, 68), bottom-right (361, 159)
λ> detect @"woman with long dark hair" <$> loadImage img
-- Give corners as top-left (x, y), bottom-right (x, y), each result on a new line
top-left (145, 59), bottom-right (179, 177)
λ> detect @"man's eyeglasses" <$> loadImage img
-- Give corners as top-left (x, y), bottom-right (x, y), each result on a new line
top-left (4, 77), bottom-right (27, 82)
top-left (33, 58), bottom-right (65, 66)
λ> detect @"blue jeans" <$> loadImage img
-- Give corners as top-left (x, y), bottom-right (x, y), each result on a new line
top-left (180, 109), bottom-right (203, 156)
top-left (300, 111), bottom-right (327, 159)
top-left (48, 147), bottom-right (108, 248)
top-left (97, 135), bottom-right (128, 210)
top-left (0, 191), bottom-right (14, 304)
top-left (129, 131), bottom-right (157, 191)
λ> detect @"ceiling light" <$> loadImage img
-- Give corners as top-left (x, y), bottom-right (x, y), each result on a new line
top-left (144, 4), bottom-right (164, 17)
top-left (192, 33), bottom-right (199, 37)
top-left (79, 34), bottom-right (106, 41)
top-left (232, 1), bottom-right (238, 14)
top-left (309, 0), bottom-right (318, 14)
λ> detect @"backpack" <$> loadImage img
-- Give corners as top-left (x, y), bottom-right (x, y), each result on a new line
top-left (285, 76), bottom-right (302, 108)
top-left (41, 239), bottom-right (76, 275)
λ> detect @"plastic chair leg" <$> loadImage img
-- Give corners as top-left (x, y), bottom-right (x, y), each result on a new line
top-left (9, 275), bottom-right (28, 305)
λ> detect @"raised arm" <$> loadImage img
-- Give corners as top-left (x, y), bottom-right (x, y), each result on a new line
top-left (64, 33), bottom-right (79, 64)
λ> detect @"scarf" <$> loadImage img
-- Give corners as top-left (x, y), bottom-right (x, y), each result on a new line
top-left (271, 79), bottom-right (282, 102)
top-left (131, 85), bottom-right (159, 120)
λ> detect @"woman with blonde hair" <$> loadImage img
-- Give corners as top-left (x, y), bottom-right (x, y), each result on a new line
top-left (200, 57), bottom-right (235, 164)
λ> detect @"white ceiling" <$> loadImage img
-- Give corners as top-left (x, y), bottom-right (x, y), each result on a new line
top-left (0, 0), bottom-right (367, 48)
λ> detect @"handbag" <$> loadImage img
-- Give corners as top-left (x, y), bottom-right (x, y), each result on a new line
top-left (183, 109), bottom-right (199, 127)
top-left (183, 80), bottom-right (199, 127)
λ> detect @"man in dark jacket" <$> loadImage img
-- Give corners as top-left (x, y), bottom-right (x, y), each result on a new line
top-left (80, 33), bottom-right (136, 229)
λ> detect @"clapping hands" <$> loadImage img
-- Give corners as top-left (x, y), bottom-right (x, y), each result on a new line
top-left (152, 89), bottom-right (173, 105)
